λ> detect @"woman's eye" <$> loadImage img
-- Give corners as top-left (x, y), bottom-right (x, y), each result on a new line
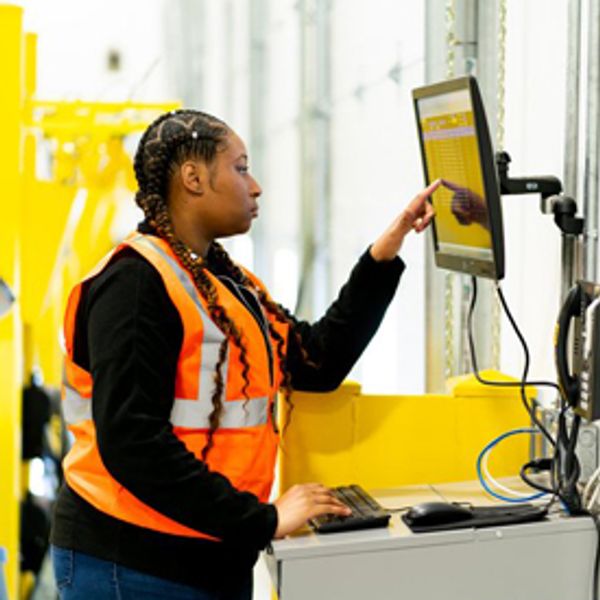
top-left (237, 165), bottom-right (249, 174)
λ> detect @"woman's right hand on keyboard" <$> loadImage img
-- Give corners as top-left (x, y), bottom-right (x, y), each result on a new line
top-left (273, 483), bottom-right (352, 538)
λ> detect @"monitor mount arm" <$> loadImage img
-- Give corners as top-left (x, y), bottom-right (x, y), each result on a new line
top-left (496, 151), bottom-right (564, 213)
top-left (495, 150), bottom-right (583, 256)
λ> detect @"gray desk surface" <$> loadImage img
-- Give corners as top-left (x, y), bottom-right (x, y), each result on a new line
top-left (266, 481), bottom-right (598, 600)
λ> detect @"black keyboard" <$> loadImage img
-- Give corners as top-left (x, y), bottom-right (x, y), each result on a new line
top-left (309, 484), bottom-right (391, 534)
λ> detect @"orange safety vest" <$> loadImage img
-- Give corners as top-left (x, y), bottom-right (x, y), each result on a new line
top-left (61, 233), bottom-right (288, 540)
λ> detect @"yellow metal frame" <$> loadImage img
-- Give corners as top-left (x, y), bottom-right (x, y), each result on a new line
top-left (0, 7), bottom-right (25, 598)
top-left (21, 67), bottom-right (178, 390)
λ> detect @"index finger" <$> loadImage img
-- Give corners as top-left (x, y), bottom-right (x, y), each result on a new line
top-left (440, 178), bottom-right (463, 192)
top-left (421, 179), bottom-right (442, 197)
top-left (409, 179), bottom-right (441, 212)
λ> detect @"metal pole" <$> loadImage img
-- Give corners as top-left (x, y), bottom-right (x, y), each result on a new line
top-left (564, 0), bottom-right (581, 200)
top-left (313, 0), bottom-right (332, 314)
top-left (165, 0), bottom-right (207, 108)
top-left (472, 0), bottom-right (505, 376)
top-left (454, 0), bottom-right (484, 376)
top-left (224, 1), bottom-right (234, 120)
top-left (296, 0), bottom-right (331, 319)
top-left (424, 0), bottom-right (450, 393)
top-left (561, 234), bottom-right (578, 300)
top-left (562, 0), bottom-right (582, 300)
top-left (249, 0), bottom-right (269, 277)
top-left (425, 0), bottom-right (498, 391)
top-left (584, 0), bottom-right (600, 282)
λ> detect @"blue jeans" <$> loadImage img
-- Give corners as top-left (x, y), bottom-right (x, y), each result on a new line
top-left (51, 546), bottom-right (253, 600)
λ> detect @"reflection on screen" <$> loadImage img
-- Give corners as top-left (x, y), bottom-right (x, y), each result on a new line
top-left (418, 89), bottom-right (493, 263)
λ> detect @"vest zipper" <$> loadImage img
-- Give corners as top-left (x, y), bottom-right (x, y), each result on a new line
top-left (218, 276), bottom-right (275, 387)
top-left (217, 276), bottom-right (279, 433)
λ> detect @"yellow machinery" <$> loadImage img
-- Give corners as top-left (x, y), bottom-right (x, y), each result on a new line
top-left (0, 7), bottom-right (25, 599)
top-left (22, 98), bottom-right (178, 384)
top-left (0, 5), bottom-right (179, 597)
top-left (280, 372), bottom-right (535, 492)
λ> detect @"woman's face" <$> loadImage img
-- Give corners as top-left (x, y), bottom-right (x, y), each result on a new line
top-left (193, 131), bottom-right (262, 240)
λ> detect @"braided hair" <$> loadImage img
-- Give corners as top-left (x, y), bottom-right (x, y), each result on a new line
top-left (133, 109), bottom-right (311, 458)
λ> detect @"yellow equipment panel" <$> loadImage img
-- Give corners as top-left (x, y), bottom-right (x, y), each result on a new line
top-left (279, 372), bottom-right (535, 492)
top-left (0, 6), bottom-right (24, 598)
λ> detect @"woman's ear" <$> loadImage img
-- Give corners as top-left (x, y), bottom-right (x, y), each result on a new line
top-left (180, 160), bottom-right (205, 196)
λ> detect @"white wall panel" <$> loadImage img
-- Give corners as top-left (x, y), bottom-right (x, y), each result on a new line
top-left (501, 0), bottom-right (567, 391)
top-left (329, 1), bottom-right (426, 392)
top-left (22, 0), bottom-right (171, 101)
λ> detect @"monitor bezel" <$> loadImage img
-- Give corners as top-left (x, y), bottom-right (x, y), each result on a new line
top-left (413, 76), bottom-right (505, 281)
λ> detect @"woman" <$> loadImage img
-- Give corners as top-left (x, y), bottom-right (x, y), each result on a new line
top-left (51, 109), bottom-right (439, 599)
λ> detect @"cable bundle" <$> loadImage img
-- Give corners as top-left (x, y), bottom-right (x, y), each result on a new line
top-left (468, 276), bottom-right (583, 513)
top-left (476, 428), bottom-right (546, 503)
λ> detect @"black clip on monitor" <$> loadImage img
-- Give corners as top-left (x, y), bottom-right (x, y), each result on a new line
top-left (412, 76), bottom-right (505, 281)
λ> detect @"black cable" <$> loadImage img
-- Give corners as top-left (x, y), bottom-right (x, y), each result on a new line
top-left (549, 406), bottom-right (563, 499)
top-left (494, 283), bottom-right (580, 503)
top-left (467, 277), bottom-right (555, 445)
top-left (502, 280), bottom-right (586, 512)
top-left (547, 402), bottom-right (585, 513)
top-left (467, 276), bottom-right (585, 511)
top-left (489, 283), bottom-right (585, 513)
top-left (543, 492), bottom-right (560, 513)
top-left (467, 277), bottom-right (560, 500)
top-left (555, 409), bottom-right (582, 512)
top-left (519, 459), bottom-right (554, 494)
top-left (480, 283), bottom-right (585, 514)
top-left (466, 281), bottom-right (562, 393)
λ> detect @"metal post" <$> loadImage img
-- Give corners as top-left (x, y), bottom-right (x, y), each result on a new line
top-left (562, 234), bottom-right (578, 300)
top-left (425, 0), bottom-right (501, 391)
top-left (470, 0), bottom-right (504, 376)
top-left (164, 0), bottom-right (207, 107)
top-left (424, 0), bottom-right (450, 393)
top-left (564, 0), bottom-right (581, 200)
top-left (224, 1), bottom-right (234, 120)
top-left (296, 0), bottom-right (331, 319)
top-left (454, 0), bottom-right (492, 377)
top-left (584, 0), bottom-right (600, 282)
top-left (562, 0), bottom-right (583, 301)
top-left (249, 0), bottom-right (269, 277)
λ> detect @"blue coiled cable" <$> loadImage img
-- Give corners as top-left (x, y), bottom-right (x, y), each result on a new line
top-left (476, 427), bottom-right (548, 503)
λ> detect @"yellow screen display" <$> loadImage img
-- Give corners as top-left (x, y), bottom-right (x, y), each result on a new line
top-left (419, 91), bottom-right (493, 260)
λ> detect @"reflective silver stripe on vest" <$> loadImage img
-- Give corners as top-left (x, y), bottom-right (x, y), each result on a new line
top-left (62, 385), bottom-right (269, 428)
top-left (170, 395), bottom-right (269, 428)
top-left (62, 385), bottom-right (93, 424)
top-left (132, 236), bottom-right (268, 429)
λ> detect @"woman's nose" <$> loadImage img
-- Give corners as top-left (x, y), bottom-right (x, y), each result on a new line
top-left (250, 174), bottom-right (262, 197)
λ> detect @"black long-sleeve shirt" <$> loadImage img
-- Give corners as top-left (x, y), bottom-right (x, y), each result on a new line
top-left (51, 243), bottom-right (404, 591)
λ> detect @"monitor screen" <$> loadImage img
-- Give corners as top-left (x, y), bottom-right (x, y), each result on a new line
top-left (413, 76), bottom-right (505, 280)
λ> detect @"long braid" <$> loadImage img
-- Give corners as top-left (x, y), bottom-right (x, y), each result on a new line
top-left (209, 242), bottom-right (319, 432)
top-left (210, 242), bottom-right (316, 365)
top-left (134, 110), bottom-right (254, 459)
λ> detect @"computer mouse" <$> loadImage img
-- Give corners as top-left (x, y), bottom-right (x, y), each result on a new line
top-left (404, 501), bottom-right (473, 527)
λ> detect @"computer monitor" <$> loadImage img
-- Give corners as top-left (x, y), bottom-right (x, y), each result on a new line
top-left (412, 76), bottom-right (505, 281)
